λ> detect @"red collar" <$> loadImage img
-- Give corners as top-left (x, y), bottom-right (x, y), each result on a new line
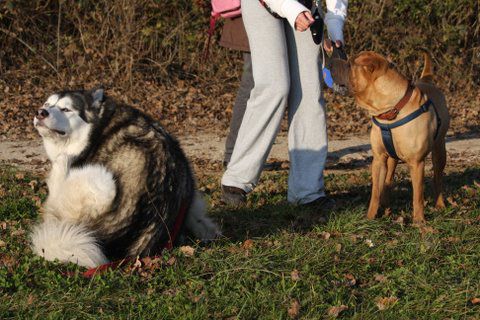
top-left (376, 84), bottom-right (415, 120)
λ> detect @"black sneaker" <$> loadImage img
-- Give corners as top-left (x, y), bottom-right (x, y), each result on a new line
top-left (302, 196), bottom-right (335, 212)
top-left (221, 185), bottom-right (247, 207)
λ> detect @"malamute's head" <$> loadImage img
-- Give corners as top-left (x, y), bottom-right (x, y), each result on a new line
top-left (34, 89), bottom-right (106, 141)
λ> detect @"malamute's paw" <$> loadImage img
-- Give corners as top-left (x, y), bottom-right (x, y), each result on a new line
top-left (186, 192), bottom-right (221, 242)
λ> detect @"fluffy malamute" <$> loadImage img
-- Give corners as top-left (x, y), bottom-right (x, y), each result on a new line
top-left (30, 89), bottom-right (219, 268)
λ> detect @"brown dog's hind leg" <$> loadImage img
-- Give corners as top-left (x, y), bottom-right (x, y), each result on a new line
top-left (380, 157), bottom-right (398, 207)
top-left (367, 155), bottom-right (388, 220)
top-left (432, 139), bottom-right (447, 209)
top-left (410, 160), bottom-right (426, 223)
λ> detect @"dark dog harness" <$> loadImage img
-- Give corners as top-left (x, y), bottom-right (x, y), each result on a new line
top-left (372, 86), bottom-right (441, 160)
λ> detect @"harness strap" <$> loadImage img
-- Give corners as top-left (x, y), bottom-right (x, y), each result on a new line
top-left (372, 99), bottom-right (434, 159)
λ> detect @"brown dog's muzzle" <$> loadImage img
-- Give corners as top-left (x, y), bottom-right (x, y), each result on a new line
top-left (330, 58), bottom-right (351, 88)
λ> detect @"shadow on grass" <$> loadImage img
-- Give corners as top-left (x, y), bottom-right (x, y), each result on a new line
top-left (215, 166), bottom-right (480, 242)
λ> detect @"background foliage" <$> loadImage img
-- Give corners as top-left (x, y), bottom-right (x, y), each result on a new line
top-left (0, 0), bottom-right (479, 138)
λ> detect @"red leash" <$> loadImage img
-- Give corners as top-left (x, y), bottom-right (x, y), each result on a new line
top-left (76, 203), bottom-right (189, 278)
top-left (203, 13), bottom-right (220, 61)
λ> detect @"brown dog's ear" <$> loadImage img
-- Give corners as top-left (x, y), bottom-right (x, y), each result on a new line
top-left (353, 52), bottom-right (389, 79)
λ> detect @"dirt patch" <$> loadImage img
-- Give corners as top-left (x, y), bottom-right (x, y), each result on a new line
top-left (2, 133), bottom-right (479, 174)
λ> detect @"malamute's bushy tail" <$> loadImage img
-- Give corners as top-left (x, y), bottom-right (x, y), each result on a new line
top-left (31, 218), bottom-right (108, 268)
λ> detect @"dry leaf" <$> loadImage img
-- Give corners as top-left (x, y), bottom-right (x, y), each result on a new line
top-left (444, 236), bottom-right (461, 243)
top-left (180, 245), bottom-right (195, 257)
top-left (132, 257), bottom-right (142, 268)
top-left (446, 196), bottom-right (458, 207)
top-left (344, 274), bottom-right (356, 287)
top-left (27, 294), bottom-right (36, 305)
top-left (374, 274), bottom-right (387, 282)
top-left (15, 172), bottom-right (25, 180)
top-left (383, 207), bottom-right (392, 216)
top-left (291, 269), bottom-right (300, 281)
top-left (335, 243), bottom-right (342, 253)
top-left (141, 256), bottom-right (152, 267)
top-left (166, 256), bottom-right (177, 266)
top-left (0, 255), bottom-right (16, 267)
top-left (11, 228), bottom-right (25, 236)
top-left (321, 231), bottom-right (331, 240)
top-left (418, 225), bottom-right (438, 235)
top-left (242, 239), bottom-right (254, 250)
top-left (394, 216), bottom-right (404, 225)
top-left (0, 240), bottom-right (5, 248)
top-left (327, 305), bottom-right (348, 318)
top-left (28, 180), bottom-right (38, 190)
top-left (287, 299), bottom-right (300, 319)
top-left (31, 196), bottom-right (42, 207)
top-left (375, 296), bottom-right (398, 310)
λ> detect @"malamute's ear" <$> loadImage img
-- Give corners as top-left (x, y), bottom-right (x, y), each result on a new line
top-left (91, 88), bottom-right (105, 108)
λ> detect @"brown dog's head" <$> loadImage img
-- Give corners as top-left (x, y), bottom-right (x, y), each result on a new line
top-left (331, 51), bottom-right (409, 115)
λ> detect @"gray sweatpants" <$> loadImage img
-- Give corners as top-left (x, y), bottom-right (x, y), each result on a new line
top-left (222, 0), bottom-right (328, 204)
top-left (224, 52), bottom-right (254, 164)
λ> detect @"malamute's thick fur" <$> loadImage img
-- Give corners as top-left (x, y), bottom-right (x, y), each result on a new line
top-left (31, 89), bottom-right (219, 268)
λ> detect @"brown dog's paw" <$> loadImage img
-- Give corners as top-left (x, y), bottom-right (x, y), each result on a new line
top-left (412, 218), bottom-right (426, 226)
top-left (366, 212), bottom-right (377, 220)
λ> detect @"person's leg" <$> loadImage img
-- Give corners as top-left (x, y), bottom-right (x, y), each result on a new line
top-left (284, 24), bottom-right (328, 205)
top-left (224, 52), bottom-right (253, 165)
top-left (221, 0), bottom-right (289, 193)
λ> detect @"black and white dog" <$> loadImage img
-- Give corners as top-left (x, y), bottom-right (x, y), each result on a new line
top-left (31, 89), bottom-right (219, 267)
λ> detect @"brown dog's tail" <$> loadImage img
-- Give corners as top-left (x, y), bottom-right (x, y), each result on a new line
top-left (420, 52), bottom-right (434, 83)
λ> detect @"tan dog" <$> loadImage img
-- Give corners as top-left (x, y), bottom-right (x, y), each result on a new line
top-left (332, 51), bottom-right (450, 223)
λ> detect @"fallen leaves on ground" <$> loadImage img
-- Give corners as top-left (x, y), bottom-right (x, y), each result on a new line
top-left (290, 269), bottom-right (300, 281)
top-left (375, 296), bottom-right (399, 310)
top-left (241, 239), bottom-right (254, 250)
top-left (287, 299), bottom-right (300, 319)
top-left (327, 305), bottom-right (348, 318)
top-left (320, 231), bottom-right (331, 240)
top-left (374, 274), bottom-right (387, 283)
top-left (446, 196), bottom-right (459, 207)
top-left (179, 246), bottom-right (195, 257)
top-left (332, 274), bottom-right (357, 288)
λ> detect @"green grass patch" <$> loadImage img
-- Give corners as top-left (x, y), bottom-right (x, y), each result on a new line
top-left (1, 164), bottom-right (479, 319)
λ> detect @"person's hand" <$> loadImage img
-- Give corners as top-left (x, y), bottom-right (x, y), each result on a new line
top-left (295, 11), bottom-right (314, 32)
top-left (323, 39), bottom-right (343, 53)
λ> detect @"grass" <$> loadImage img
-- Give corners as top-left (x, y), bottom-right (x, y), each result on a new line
top-left (0, 163), bottom-right (479, 319)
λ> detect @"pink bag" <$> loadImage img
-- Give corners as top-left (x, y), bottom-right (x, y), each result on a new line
top-left (211, 0), bottom-right (241, 19)
top-left (204, 0), bottom-right (242, 60)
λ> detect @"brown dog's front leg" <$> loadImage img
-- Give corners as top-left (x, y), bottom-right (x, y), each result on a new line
top-left (380, 157), bottom-right (398, 206)
top-left (367, 155), bottom-right (388, 219)
top-left (410, 161), bottom-right (426, 223)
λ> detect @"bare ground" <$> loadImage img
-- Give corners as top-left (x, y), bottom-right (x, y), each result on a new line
top-left (1, 132), bottom-right (479, 175)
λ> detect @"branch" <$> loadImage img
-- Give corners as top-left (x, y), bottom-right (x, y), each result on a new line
top-left (0, 27), bottom-right (59, 75)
